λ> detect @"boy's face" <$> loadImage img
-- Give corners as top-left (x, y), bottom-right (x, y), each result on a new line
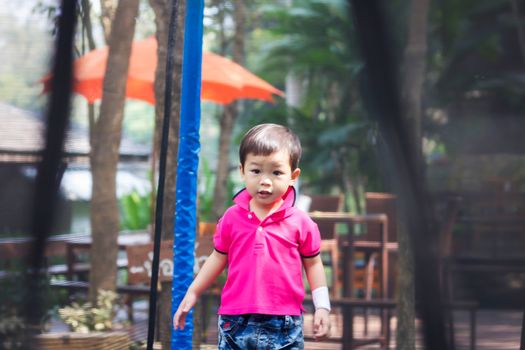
top-left (240, 150), bottom-right (301, 210)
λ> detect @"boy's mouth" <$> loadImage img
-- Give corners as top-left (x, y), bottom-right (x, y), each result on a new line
top-left (258, 190), bottom-right (272, 197)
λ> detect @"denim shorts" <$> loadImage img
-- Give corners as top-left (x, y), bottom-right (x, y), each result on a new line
top-left (218, 314), bottom-right (304, 350)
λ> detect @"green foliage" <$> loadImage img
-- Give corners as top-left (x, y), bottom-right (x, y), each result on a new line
top-left (0, 270), bottom-right (26, 350)
top-left (241, 0), bottom-right (383, 196)
top-left (197, 158), bottom-right (215, 222)
top-left (197, 158), bottom-right (236, 221)
top-left (429, 0), bottom-right (525, 102)
top-left (0, 313), bottom-right (24, 350)
top-left (259, 0), bottom-right (358, 78)
top-left (0, 266), bottom-right (57, 349)
top-left (58, 289), bottom-right (118, 333)
top-left (123, 101), bottom-right (155, 145)
top-left (426, 0), bottom-right (525, 156)
top-left (119, 191), bottom-right (151, 231)
top-left (129, 341), bottom-right (147, 350)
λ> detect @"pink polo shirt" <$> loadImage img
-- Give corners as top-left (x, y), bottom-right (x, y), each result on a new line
top-left (213, 187), bottom-right (321, 316)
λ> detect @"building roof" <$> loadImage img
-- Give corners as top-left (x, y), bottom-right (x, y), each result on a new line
top-left (0, 102), bottom-right (149, 163)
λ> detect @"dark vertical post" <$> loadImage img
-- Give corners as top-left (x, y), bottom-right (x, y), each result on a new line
top-left (348, 1), bottom-right (449, 349)
top-left (516, 312), bottom-right (525, 350)
top-left (342, 223), bottom-right (355, 350)
top-left (147, 1), bottom-right (180, 349)
top-left (25, 0), bottom-right (76, 332)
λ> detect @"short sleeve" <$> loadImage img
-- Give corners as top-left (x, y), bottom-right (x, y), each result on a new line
top-left (213, 216), bottom-right (230, 254)
top-left (298, 217), bottom-right (321, 258)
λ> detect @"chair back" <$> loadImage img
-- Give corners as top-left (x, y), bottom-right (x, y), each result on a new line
top-left (309, 194), bottom-right (344, 240)
top-left (365, 192), bottom-right (397, 242)
top-left (196, 222), bottom-right (216, 268)
top-left (126, 241), bottom-right (173, 285)
top-left (125, 225), bottom-right (216, 286)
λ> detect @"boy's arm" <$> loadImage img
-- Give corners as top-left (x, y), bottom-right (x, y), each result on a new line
top-left (173, 250), bottom-right (227, 330)
top-left (303, 254), bottom-right (327, 290)
top-left (303, 254), bottom-right (331, 340)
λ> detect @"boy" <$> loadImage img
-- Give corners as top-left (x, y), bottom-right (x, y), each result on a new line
top-left (174, 123), bottom-right (331, 349)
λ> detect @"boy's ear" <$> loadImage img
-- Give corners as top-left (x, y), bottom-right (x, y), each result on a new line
top-left (239, 163), bottom-right (245, 176)
top-left (290, 168), bottom-right (301, 184)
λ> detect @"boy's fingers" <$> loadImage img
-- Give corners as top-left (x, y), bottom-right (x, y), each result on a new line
top-left (174, 314), bottom-right (186, 330)
top-left (173, 308), bottom-right (188, 330)
top-left (318, 320), bottom-right (329, 335)
top-left (313, 316), bottom-right (330, 340)
top-left (173, 313), bottom-right (180, 330)
top-left (313, 318), bottom-right (321, 331)
top-left (313, 316), bottom-right (321, 339)
top-left (178, 316), bottom-right (186, 330)
top-left (173, 298), bottom-right (195, 330)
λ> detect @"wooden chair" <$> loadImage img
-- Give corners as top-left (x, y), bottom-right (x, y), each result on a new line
top-left (124, 226), bottom-right (218, 323)
top-left (362, 192), bottom-right (398, 299)
top-left (309, 194), bottom-right (344, 297)
top-left (359, 192), bottom-right (398, 335)
top-left (196, 221), bottom-right (216, 266)
top-left (441, 190), bottom-right (525, 306)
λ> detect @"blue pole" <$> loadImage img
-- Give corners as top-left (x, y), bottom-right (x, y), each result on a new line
top-left (171, 0), bottom-right (204, 348)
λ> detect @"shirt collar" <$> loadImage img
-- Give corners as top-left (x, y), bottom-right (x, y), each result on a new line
top-left (233, 186), bottom-right (297, 213)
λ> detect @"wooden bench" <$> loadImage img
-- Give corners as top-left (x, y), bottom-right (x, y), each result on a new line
top-left (0, 232), bottom-right (148, 280)
top-left (47, 258), bottom-right (129, 278)
top-left (50, 227), bottom-right (217, 321)
top-left (0, 232), bottom-right (91, 280)
top-left (65, 232), bottom-right (150, 280)
top-left (302, 296), bottom-right (477, 350)
top-left (49, 279), bottom-right (150, 295)
top-left (439, 191), bottom-right (525, 306)
top-left (0, 232), bottom-right (89, 263)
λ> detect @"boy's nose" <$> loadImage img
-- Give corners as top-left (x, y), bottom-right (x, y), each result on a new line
top-left (260, 176), bottom-right (271, 186)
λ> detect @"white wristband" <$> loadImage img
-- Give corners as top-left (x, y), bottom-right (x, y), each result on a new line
top-left (312, 286), bottom-right (331, 311)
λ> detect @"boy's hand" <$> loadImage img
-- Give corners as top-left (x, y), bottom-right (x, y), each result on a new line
top-left (313, 308), bottom-right (330, 340)
top-left (173, 290), bottom-right (198, 330)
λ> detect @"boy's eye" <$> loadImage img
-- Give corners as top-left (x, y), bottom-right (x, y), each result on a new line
top-left (273, 171), bottom-right (284, 176)
top-left (250, 169), bottom-right (260, 174)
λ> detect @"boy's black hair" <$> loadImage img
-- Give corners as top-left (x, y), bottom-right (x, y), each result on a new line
top-left (239, 123), bottom-right (302, 170)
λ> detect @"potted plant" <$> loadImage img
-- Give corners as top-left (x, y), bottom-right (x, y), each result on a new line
top-left (34, 289), bottom-right (131, 350)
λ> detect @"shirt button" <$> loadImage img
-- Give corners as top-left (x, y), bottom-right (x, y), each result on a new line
top-left (257, 226), bottom-right (263, 232)
top-left (248, 214), bottom-right (252, 219)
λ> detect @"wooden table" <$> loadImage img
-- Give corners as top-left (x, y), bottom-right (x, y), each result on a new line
top-left (0, 232), bottom-right (89, 261)
top-left (309, 212), bottom-right (396, 350)
top-left (65, 232), bottom-right (150, 280)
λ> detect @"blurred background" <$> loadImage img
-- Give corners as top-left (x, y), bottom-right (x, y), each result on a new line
top-left (1, 0), bottom-right (525, 349)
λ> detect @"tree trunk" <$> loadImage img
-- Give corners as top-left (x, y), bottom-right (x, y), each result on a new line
top-left (212, 104), bottom-right (236, 219)
top-left (148, 0), bottom-right (185, 347)
top-left (79, 0), bottom-right (96, 153)
top-left (396, 0), bottom-right (430, 349)
top-left (88, 0), bottom-right (139, 303)
top-left (510, 0), bottom-right (525, 66)
top-left (401, 0), bottom-right (428, 168)
top-left (211, 0), bottom-right (245, 220)
top-left (99, 0), bottom-right (117, 45)
top-left (80, 0), bottom-right (97, 51)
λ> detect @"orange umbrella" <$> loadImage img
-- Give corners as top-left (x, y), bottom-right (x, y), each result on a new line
top-left (43, 36), bottom-right (284, 105)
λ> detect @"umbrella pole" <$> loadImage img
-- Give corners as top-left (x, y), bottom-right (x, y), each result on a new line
top-left (146, 0), bottom-right (181, 349)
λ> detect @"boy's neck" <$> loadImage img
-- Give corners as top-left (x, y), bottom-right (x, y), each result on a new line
top-left (250, 198), bottom-right (284, 221)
